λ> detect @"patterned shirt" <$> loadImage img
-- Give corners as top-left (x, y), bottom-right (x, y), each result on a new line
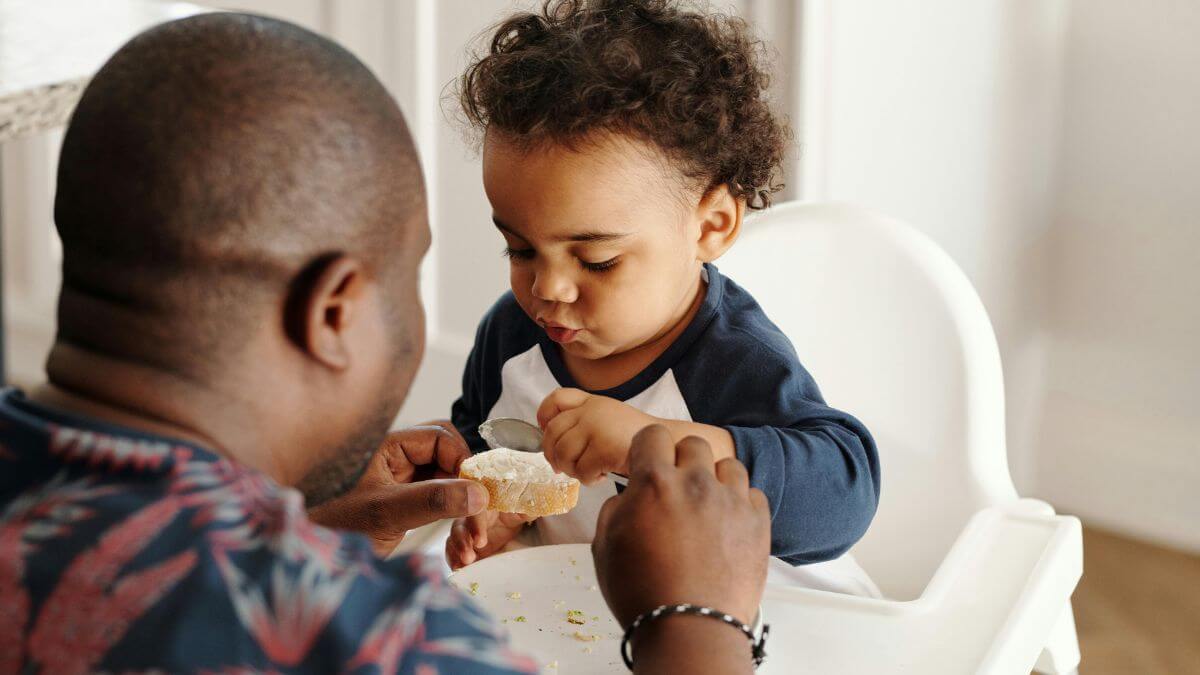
top-left (0, 388), bottom-right (538, 675)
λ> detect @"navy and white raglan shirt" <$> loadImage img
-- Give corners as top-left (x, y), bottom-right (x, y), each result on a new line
top-left (452, 264), bottom-right (883, 595)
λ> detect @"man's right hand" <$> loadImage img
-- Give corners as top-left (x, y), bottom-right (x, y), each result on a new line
top-left (592, 425), bottom-right (771, 629)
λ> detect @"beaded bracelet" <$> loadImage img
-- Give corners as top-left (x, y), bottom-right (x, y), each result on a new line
top-left (620, 603), bottom-right (770, 670)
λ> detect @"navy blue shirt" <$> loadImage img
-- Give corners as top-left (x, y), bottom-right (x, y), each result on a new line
top-left (452, 264), bottom-right (881, 565)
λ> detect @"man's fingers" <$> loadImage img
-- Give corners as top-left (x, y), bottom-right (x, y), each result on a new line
top-left (594, 493), bottom-right (621, 540)
top-left (381, 425), bottom-right (470, 475)
top-left (674, 435), bottom-right (715, 473)
top-left (715, 457), bottom-right (750, 496)
top-left (628, 424), bottom-right (676, 477)
top-left (384, 479), bottom-right (488, 532)
top-left (432, 426), bottom-right (471, 474)
top-left (537, 388), bottom-right (591, 429)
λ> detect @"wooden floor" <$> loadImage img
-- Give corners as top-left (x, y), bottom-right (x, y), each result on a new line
top-left (1067, 527), bottom-right (1200, 674)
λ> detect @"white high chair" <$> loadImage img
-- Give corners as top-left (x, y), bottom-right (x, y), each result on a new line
top-left (718, 202), bottom-right (1082, 674)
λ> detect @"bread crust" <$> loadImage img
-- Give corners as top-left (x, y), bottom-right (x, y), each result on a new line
top-left (459, 450), bottom-right (580, 516)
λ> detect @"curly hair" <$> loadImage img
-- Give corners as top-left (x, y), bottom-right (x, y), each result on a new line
top-left (457, 0), bottom-right (789, 209)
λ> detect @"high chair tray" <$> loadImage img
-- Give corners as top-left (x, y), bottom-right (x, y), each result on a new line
top-left (450, 544), bottom-right (623, 674)
top-left (449, 505), bottom-right (1080, 674)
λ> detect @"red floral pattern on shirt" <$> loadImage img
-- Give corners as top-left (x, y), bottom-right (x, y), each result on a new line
top-left (0, 390), bottom-right (537, 675)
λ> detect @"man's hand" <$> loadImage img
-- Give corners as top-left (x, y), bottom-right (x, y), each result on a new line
top-left (538, 388), bottom-right (656, 483)
top-left (445, 509), bottom-right (532, 570)
top-left (592, 425), bottom-right (770, 628)
top-left (308, 421), bottom-right (488, 556)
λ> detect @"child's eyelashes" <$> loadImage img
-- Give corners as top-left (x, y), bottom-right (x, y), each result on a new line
top-left (580, 257), bottom-right (620, 273)
top-left (502, 246), bottom-right (536, 261)
top-left (502, 247), bottom-right (620, 273)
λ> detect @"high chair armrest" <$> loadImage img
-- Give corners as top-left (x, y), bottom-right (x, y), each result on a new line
top-left (758, 506), bottom-right (1083, 674)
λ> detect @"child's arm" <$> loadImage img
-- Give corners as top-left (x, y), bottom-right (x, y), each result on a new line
top-left (539, 364), bottom-right (880, 565)
top-left (677, 349), bottom-right (881, 566)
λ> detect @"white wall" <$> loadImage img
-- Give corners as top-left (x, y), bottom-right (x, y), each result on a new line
top-left (1035, 0), bottom-right (1200, 553)
top-left (808, 0), bottom-right (1069, 495)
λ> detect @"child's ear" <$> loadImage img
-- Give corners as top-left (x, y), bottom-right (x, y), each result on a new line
top-left (694, 184), bottom-right (745, 262)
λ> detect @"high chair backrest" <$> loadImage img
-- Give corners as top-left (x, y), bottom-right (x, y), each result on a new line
top-left (718, 202), bottom-right (1018, 600)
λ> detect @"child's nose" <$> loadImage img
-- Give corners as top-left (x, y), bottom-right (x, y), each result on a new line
top-left (531, 267), bottom-right (579, 304)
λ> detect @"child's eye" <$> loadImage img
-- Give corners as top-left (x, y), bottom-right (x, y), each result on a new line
top-left (580, 256), bottom-right (620, 273)
top-left (502, 247), bottom-right (536, 262)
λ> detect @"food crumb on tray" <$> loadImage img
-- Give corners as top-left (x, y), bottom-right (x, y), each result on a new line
top-left (572, 630), bottom-right (601, 642)
top-left (566, 610), bottom-right (586, 625)
top-left (468, 582), bottom-right (479, 596)
top-left (507, 591), bottom-right (521, 600)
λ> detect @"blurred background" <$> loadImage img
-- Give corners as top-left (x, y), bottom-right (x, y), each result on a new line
top-left (2, 1), bottom-right (1197, 671)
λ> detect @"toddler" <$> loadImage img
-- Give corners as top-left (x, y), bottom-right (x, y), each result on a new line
top-left (446, 0), bottom-right (881, 595)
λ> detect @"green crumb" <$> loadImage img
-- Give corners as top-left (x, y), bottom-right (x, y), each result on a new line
top-left (514, 616), bottom-right (527, 623)
top-left (468, 582), bottom-right (479, 596)
top-left (566, 609), bottom-right (587, 625)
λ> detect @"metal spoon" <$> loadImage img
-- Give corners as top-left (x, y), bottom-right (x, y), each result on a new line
top-left (478, 417), bottom-right (543, 453)
top-left (478, 417), bottom-right (629, 486)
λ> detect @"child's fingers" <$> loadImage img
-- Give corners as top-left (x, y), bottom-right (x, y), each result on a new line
top-left (537, 388), bottom-right (590, 429)
top-left (498, 512), bottom-right (533, 528)
top-left (575, 443), bottom-right (618, 485)
top-left (548, 423), bottom-right (589, 478)
top-left (715, 457), bottom-right (750, 496)
top-left (542, 408), bottom-right (582, 472)
top-left (466, 512), bottom-right (490, 548)
top-left (748, 487), bottom-right (770, 518)
top-left (446, 523), bottom-right (476, 569)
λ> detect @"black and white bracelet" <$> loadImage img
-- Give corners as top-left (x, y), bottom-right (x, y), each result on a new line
top-left (620, 603), bottom-right (770, 670)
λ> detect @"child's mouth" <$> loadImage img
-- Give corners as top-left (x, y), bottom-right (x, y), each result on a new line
top-left (544, 325), bottom-right (580, 344)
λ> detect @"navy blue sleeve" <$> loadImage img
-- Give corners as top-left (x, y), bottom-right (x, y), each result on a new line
top-left (451, 293), bottom-right (540, 454)
top-left (675, 278), bottom-right (881, 566)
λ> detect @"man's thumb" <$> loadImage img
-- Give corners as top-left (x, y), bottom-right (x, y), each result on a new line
top-left (387, 479), bottom-right (489, 532)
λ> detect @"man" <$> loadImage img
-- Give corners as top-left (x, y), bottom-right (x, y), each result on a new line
top-left (0, 13), bottom-right (770, 674)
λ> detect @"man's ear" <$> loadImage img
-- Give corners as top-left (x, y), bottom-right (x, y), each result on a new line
top-left (287, 254), bottom-right (367, 370)
top-left (694, 184), bottom-right (746, 262)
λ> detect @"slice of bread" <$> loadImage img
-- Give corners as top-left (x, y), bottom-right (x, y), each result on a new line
top-left (459, 448), bottom-right (580, 517)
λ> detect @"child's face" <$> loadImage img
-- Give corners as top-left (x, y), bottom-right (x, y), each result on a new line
top-left (482, 133), bottom-right (714, 361)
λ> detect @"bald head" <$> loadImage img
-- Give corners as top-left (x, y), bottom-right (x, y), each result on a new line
top-left (54, 13), bottom-right (423, 374)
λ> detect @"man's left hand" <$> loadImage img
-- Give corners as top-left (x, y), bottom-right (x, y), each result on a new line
top-left (308, 421), bottom-right (488, 556)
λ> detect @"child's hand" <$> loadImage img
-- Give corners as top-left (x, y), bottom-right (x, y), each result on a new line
top-left (537, 388), bottom-right (657, 484)
top-left (445, 509), bottom-right (531, 570)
